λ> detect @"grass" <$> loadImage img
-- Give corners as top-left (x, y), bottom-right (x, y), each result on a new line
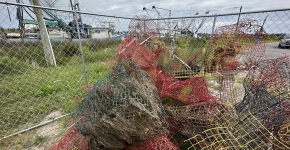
top-left (0, 56), bottom-right (32, 75)
top-left (0, 39), bottom-right (118, 147)
top-left (33, 135), bottom-right (48, 147)
top-left (0, 60), bottom-right (109, 134)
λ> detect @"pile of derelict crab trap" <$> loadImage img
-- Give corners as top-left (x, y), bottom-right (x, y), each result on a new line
top-left (49, 16), bottom-right (290, 150)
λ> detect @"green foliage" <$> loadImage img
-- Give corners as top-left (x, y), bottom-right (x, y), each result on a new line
top-left (0, 56), bottom-right (31, 75)
top-left (35, 85), bottom-right (59, 97)
top-left (164, 96), bottom-right (174, 104)
top-left (0, 59), bottom-right (109, 141)
top-left (0, 39), bottom-right (121, 69)
top-left (0, 41), bottom-right (47, 67)
top-left (176, 37), bottom-right (207, 49)
top-left (160, 36), bottom-right (172, 45)
top-left (268, 34), bottom-right (283, 42)
top-left (33, 136), bottom-right (48, 146)
top-left (52, 41), bottom-right (79, 57)
top-left (84, 38), bottom-right (122, 51)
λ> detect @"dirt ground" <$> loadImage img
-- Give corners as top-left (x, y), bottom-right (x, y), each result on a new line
top-left (25, 110), bottom-right (63, 150)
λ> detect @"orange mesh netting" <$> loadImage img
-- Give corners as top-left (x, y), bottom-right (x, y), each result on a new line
top-left (49, 125), bottom-right (88, 150)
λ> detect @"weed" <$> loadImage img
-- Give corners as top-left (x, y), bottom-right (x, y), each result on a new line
top-left (33, 136), bottom-right (48, 146)
top-left (35, 85), bottom-right (58, 97)
top-left (84, 38), bottom-right (121, 51)
top-left (0, 56), bottom-right (31, 75)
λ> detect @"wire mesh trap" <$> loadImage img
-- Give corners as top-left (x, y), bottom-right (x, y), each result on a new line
top-left (235, 56), bottom-right (290, 138)
top-left (73, 60), bottom-right (168, 149)
top-left (184, 112), bottom-right (290, 149)
top-left (12, 7), bottom-right (287, 149)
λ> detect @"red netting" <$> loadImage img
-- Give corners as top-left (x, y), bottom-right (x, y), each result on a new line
top-left (126, 135), bottom-right (179, 150)
top-left (158, 75), bottom-right (217, 104)
top-left (49, 125), bottom-right (88, 150)
top-left (247, 58), bottom-right (285, 87)
top-left (117, 36), bottom-right (217, 104)
top-left (220, 60), bottom-right (239, 72)
top-left (117, 36), bottom-right (160, 71)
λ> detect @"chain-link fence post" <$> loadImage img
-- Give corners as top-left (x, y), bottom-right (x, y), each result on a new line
top-left (203, 14), bottom-right (217, 75)
top-left (73, 8), bottom-right (88, 86)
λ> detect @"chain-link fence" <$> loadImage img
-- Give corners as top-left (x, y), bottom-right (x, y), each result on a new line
top-left (0, 1), bottom-right (290, 149)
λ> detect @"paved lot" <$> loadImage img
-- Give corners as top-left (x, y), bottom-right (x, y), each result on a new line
top-left (264, 42), bottom-right (290, 59)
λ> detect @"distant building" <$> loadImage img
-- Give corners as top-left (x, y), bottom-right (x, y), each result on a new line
top-left (89, 27), bottom-right (111, 39)
top-left (24, 24), bottom-right (38, 30)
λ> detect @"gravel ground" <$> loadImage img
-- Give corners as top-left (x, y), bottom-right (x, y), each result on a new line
top-left (264, 42), bottom-right (290, 59)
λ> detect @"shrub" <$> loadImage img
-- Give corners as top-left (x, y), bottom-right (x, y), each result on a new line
top-left (0, 56), bottom-right (31, 75)
top-left (52, 41), bottom-right (79, 57)
top-left (84, 38), bottom-right (121, 51)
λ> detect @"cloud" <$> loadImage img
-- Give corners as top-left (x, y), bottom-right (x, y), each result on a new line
top-left (1, 0), bottom-right (289, 33)
top-left (66, 0), bottom-right (290, 17)
top-left (7, 0), bottom-right (290, 18)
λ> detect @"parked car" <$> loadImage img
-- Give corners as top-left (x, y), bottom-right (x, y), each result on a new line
top-left (278, 34), bottom-right (290, 48)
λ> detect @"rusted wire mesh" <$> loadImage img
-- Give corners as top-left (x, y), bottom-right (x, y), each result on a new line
top-left (183, 56), bottom-right (290, 149)
top-left (73, 60), bottom-right (168, 149)
top-left (235, 56), bottom-right (290, 136)
top-left (165, 101), bottom-right (232, 138)
top-left (129, 15), bottom-right (159, 43)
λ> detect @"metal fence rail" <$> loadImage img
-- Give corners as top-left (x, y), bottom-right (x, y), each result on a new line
top-left (0, 1), bottom-right (290, 149)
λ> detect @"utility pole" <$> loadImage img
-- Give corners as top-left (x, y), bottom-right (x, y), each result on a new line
top-left (32, 0), bottom-right (56, 67)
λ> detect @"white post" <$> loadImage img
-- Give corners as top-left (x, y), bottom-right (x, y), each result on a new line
top-left (33, 0), bottom-right (57, 67)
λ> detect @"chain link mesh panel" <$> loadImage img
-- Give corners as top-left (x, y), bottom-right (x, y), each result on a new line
top-left (1, 2), bottom-right (290, 150)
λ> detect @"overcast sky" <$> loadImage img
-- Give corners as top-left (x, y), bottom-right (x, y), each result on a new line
top-left (49, 0), bottom-right (290, 17)
top-left (1, 0), bottom-right (290, 33)
top-left (4, 0), bottom-right (289, 18)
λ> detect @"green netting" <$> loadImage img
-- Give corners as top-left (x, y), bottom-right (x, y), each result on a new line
top-left (74, 60), bottom-right (168, 149)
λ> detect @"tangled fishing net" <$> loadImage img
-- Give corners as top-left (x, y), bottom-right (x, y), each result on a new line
top-left (118, 36), bottom-right (217, 105)
top-left (49, 15), bottom-right (290, 150)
